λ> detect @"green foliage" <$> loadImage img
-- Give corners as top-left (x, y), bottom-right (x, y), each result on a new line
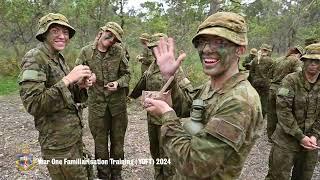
top-left (0, 76), bottom-right (18, 96)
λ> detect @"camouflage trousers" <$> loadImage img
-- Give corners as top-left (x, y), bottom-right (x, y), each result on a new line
top-left (265, 143), bottom-right (317, 180)
top-left (267, 85), bottom-right (279, 140)
top-left (42, 140), bottom-right (89, 180)
top-left (148, 122), bottom-right (175, 180)
top-left (255, 86), bottom-right (269, 118)
top-left (88, 103), bottom-right (128, 179)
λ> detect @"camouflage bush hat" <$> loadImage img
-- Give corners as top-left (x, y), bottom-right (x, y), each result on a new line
top-left (301, 43), bottom-right (320, 61)
top-left (147, 33), bottom-right (168, 48)
top-left (250, 48), bottom-right (257, 55)
top-left (100, 22), bottom-right (123, 43)
top-left (139, 33), bottom-right (150, 41)
top-left (260, 44), bottom-right (272, 52)
top-left (36, 13), bottom-right (76, 42)
top-left (293, 45), bottom-right (305, 55)
top-left (192, 12), bottom-right (248, 47)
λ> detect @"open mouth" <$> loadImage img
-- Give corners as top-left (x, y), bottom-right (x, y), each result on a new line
top-left (204, 58), bottom-right (220, 67)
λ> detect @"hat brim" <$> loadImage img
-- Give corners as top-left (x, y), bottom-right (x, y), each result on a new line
top-left (36, 20), bottom-right (76, 42)
top-left (260, 48), bottom-right (272, 52)
top-left (192, 27), bottom-right (247, 46)
top-left (301, 54), bottom-right (320, 61)
top-left (103, 27), bottom-right (122, 43)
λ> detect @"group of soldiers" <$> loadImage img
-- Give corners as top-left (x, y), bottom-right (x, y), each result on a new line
top-left (241, 38), bottom-right (320, 180)
top-left (17, 10), bottom-right (320, 180)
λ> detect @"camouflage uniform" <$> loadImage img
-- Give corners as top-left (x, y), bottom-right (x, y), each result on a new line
top-left (267, 45), bottom-right (304, 139)
top-left (153, 12), bottom-right (264, 179)
top-left (18, 13), bottom-right (88, 179)
top-left (249, 44), bottom-right (273, 117)
top-left (137, 33), bottom-right (154, 75)
top-left (76, 22), bottom-right (130, 179)
top-left (242, 48), bottom-right (257, 70)
top-left (266, 43), bottom-right (320, 180)
top-left (131, 33), bottom-right (177, 180)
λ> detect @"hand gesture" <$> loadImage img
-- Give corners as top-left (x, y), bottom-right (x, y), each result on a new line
top-left (300, 136), bottom-right (318, 150)
top-left (153, 37), bottom-right (186, 80)
top-left (63, 65), bottom-right (92, 86)
top-left (143, 98), bottom-right (173, 116)
top-left (77, 73), bottom-right (96, 89)
top-left (104, 81), bottom-right (118, 91)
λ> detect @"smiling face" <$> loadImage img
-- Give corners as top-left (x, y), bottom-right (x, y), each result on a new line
top-left (44, 24), bottom-right (70, 52)
top-left (196, 35), bottom-right (240, 78)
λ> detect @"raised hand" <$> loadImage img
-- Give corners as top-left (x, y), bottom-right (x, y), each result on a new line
top-left (153, 37), bottom-right (186, 80)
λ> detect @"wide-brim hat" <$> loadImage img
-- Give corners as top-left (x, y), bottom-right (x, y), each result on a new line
top-left (301, 43), bottom-right (320, 61)
top-left (36, 13), bottom-right (75, 42)
top-left (101, 22), bottom-right (123, 43)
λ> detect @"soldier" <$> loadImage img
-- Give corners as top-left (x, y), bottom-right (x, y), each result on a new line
top-left (266, 43), bottom-right (320, 180)
top-left (18, 13), bottom-right (95, 179)
top-left (242, 48), bottom-right (257, 70)
top-left (130, 33), bottom-right (179, 180)
top-left (75, 22), bottom-right (130, 180)
top-left (143, 12), bottom-right (264, 179)
top-left (267, 45), bottom-right (304, 139)
top-left (136, 33), bottom-right (154, 75)
top-left (249, 43), bottom-right (273, 118)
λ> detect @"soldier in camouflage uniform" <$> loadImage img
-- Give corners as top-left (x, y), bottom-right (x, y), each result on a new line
top-left (242, 48), bottom-right (257, 70)
top-left (18, 13), bottom-right (96, 179)
top-left (136, 33), bottom-right (154, 75)
top-left (130, 33), bottom-right (176, 180)
top-left (249, 43), bottom-right (273, 118)
top-left (266, 43), bottom-right (320, 180)
top-left (266, 45), bottom-right (304, 139)
top-left (75, 22), bottom-right (130, 180)
top-left (143, 12), bottom-right (264, 179)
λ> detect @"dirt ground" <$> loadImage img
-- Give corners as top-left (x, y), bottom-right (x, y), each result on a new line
top-left (0, 94), bottom-right (319, 180)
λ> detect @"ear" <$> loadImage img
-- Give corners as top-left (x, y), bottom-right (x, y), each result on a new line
top-left (236, 46), bottom-right (246, 56)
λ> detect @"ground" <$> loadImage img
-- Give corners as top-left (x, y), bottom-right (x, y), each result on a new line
top-left (0, 94), bottom-right (319, 180)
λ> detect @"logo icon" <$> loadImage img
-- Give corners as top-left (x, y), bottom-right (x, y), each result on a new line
top-left (16, 144), bottom-right (37, 171)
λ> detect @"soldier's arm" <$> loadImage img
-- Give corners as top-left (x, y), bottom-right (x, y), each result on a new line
top-left (18, 51), bottom-right (76, 117)
top-left (116, 50), bottom-right (131, 88)
top-left (160, 96), bottom-right (256, 178)
top-left (276, 76), bottom-right (305, 141)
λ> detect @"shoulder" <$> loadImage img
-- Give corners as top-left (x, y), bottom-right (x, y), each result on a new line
top-left (21, 47), bottom-right (48, 69)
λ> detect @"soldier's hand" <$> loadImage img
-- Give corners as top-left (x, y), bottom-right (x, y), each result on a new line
top-left (144, 98), bottom-right (173, 116)
top-left (104, 81), bottom-right (118, 91)
top-left (153, 37), bottom-right (186, 80)
top-left (78, 73), bottom-right (96, 89)
top-left (300, 136), bottom-right (318, 150)
top-left (63, 65), bottom-right (91, 86)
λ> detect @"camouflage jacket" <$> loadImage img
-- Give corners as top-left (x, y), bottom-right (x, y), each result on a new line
top-left (138, 47), bottom-right (154, 65)
top-left (18, 43), bottom-right (87, 150)
top-left (249, 55), bottom-right (273, 89)
top-left (75, 43), bottom-right (130, 116)
top-left (272, 71), bottom-right (320, 151)
top-left (159, 72), bottom-right (264, 179)
top-left (242, 54), bottom-right (255, 70)
top-left (270, 54), bottom-right (302, 85)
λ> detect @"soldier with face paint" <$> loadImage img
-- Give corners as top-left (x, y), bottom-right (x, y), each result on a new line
top-left (76, 22), bottom-right (130, 180)
top-left (266, 43), bottom-right (320, 180)
top-left (142, 12), bottom-right (264, 179)
top-left (18, 13), bottom-right (95, 179)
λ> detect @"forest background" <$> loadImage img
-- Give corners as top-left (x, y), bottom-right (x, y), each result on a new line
top-left (0, 0), bottom-right (319, 94)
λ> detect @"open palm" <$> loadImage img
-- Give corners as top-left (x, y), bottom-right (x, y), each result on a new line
top-left (153, 37), bottom-right (186, 80)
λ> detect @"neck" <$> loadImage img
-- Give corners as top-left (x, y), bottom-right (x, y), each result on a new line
top-left (43, 42), bottom-right (59, 59)
top-left (305, 71), bottom-right (320, 83)
top-left (210, 63), bottom-right (239, 91)
top-left (97, 43), bottom-right (109, 52)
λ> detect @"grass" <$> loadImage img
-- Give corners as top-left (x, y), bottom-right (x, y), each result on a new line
top-left (0, 76), bottom-right (18, 96)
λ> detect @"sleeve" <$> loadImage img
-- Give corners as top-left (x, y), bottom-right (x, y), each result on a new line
top-left (309, 121), bottom-right (320, 139)
top-left (116, 50), bottom-right (131, 88)
top-left (160, 96), bottom-right (253, 178)
top-left (276, 76), bottom-right (305, 141)
top-left (18, 52), bottom-right (75, 117)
